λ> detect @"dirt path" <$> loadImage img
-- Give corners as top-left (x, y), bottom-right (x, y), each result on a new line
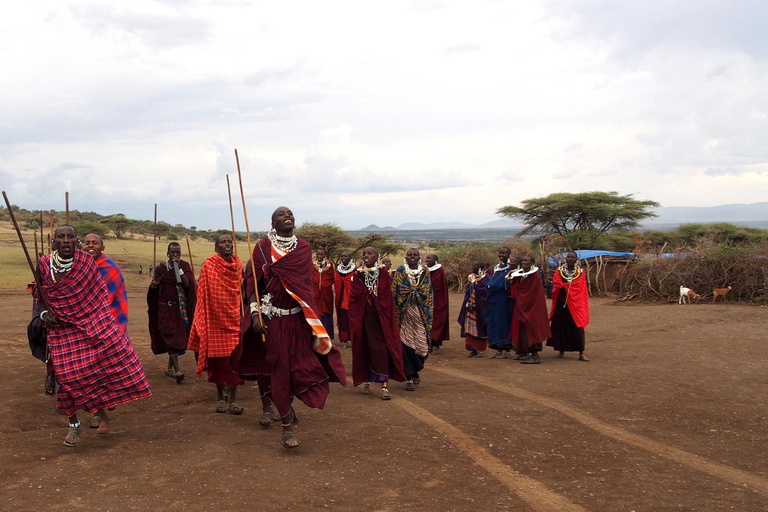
top-left (1, 290), bottom-right (767, 511)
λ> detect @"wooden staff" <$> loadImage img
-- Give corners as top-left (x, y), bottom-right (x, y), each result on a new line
top-left (39, 211), bottom-right (44, 256)
top-left (152, 204), bottom-right (158, 276)
top-left (235, 148), bottom-right (264, 326)
top-left (48, 213), bottom-right (54, 254)
top-left (2, 191), bottom-right (49, 311)
top-left (185, 236), bottom-right (195, 280)
top-left (34, 232), bottom-right (39, 260)
top-left (226, 174), bottom-right (244, 317)
top-left (65, 191), bottom-right (70, 225)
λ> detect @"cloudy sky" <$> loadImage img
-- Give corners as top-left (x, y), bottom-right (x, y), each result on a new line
top-left (1, 1), bottom-right (767, 231)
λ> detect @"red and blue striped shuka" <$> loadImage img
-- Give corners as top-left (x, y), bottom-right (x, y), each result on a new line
top-left (244, 236), bottom-right (346, 418)
top-left (94, 253), bottom-right (129, 334)
top-left (39, 249), bottom-right (151, 417)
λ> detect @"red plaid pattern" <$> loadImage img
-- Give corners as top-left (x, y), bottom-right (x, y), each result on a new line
top-left (40, 249), bottom-right (151, 416)
top-left (188, 253), bottom-right (243, 377)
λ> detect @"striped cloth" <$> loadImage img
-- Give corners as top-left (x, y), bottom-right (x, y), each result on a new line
top-left (40, 249), bottom-right (151, 416)
top-left (270, 242), bottom-right (332, 355)
top-left (94, 253), bottom-right (128, 333)
top-left (188, 253), bottom-right (243, 377)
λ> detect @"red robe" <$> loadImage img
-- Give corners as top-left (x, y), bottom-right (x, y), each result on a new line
top-left (509, 269), bottom-right (552, 348)
top-left (429, 265), bottom-right (450, 342)
top-left (311, 259), bottom-right (336, 315)
top-left (334, 263), bottom-right (356, 341)
top-left (550, 267), bottom-right (589, 329)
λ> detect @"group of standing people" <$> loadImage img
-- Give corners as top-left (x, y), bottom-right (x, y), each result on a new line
top-left (458, 248), bottom-right (590, 363)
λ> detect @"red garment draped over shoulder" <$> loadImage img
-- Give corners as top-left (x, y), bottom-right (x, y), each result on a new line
top-left (550, 267), bottom-right (590, 329)
top-left (311, 260), bottom-right (335, 315)
top-left (334, 265), bottom-right (355, 311)
top-left (509, 270), bottom-right (551, 346)
top-left (188, 253), bottom-right (242, 377)
top-left (429, 265), bottom-right (450, 342)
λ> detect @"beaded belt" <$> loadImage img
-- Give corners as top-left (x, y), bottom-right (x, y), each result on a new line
top-left (262, 305), bottom-right (301, 318)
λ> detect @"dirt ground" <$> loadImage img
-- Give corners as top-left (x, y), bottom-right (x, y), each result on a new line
top-left (1, 287), bottom-right (768, 512)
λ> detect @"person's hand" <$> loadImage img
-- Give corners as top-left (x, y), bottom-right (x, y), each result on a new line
top-left (149, 280), bottom-right (158, 289)
top-left (251, 313), bottom-right (268, 335)
top-left (41, 310), bottom-right (58, 328)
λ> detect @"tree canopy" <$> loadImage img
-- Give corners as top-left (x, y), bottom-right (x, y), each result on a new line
top-left (497, 191), bottom-right (660, 248)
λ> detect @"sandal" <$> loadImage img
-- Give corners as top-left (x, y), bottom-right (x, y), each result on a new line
top-left (96, 420), bottom-right (110, 435)
top-left (405, 380), bottom-right (416, 391)
top-left (413, 377), bottom-right (421, 386)
top-left (500, 350), bottom-right (512, 359)
top-left (362, 383), bottom-right (372, 394)
top-left (175, 372), bottom-right (185, 384)
top-left (45, 374), bottom-right (55, 395)
top-left (215, 400), bottom-right (227, 413)
top-left (489, 351), bottom-right (502, 359)
top-left (89, 416), bottom-right (101, 429)
top-left (579, 354), bottom-right (590, 362)
top-left (63, 423), bottom-right (81, 447)
top-left (522, 355), bottom-right (541, 364)
top-left (280, 431), bottom-right (301, 450)
top-left (228, 403), bottom-right (245, 415)
top-left (467, 350), bottom-right (478, 358)
top-left (165, 369), bottom-right (176, 378)
top-left (259, 409), bottom-right (275, 427)
top-left (381, 388), bottom-right (391, 401)
top-left (476, 351), bottom-right (485, 358)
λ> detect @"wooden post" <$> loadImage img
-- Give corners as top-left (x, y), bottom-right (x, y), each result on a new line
top-left (152, 204), bottom-right (158, 275)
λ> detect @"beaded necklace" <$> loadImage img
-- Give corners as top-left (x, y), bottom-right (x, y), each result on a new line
top-left (468, 270), bottom-right (486, 283)
top-left (405, 264), bottom-right (424, 285)
top-left (358, 264), bottom-right (380, 295)
top-left (337, 261), bottom-right (355, 275)
top-left (50, 251), bottom-right (74, 283)
top-left (559, 264), bottom-right (582, 282)
top-left (494, 261), bottom-right (510, 273)
top-left (313, 258), bottom-right (332, 273)
top-left (268, 232), bottom-right (298, 253)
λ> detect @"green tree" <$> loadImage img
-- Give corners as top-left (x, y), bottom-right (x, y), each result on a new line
top-left (295, 223), bottom-right (354, 261)
top-left (497, 191), bottom-right (659, 248)
top-left (103, 214), bottom-right (133, 239)
top-left (71, 221), bottom-right (108, 238)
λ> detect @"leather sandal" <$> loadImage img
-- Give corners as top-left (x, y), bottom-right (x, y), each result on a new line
top-left (63, 424), bottom-right (81, 447)
top-left (280, 431), bottom-right (301, 450)
top-left (45, 373), bottom-right (55, 395)
top-left (215, 400), bottom-right (227, 413)
top-left (228, 403), bottom-right (244, 415)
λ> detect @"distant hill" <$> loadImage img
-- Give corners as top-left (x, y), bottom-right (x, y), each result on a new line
top-left (646, 202), bottom-right (768, 225)
top-left (357, 202), bottom-right (768, 232)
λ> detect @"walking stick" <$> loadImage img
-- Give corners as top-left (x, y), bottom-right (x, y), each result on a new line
top-left (185, 236), bottom-right (195, 280)
top-left (65, 191), bottom-right (70, 225)
top-left (152, 204), bottom-right (158, 277)
top-left (39, 211), bottom-right (44, 256)
top-left (34, 232), bottom-right (39, 260)
top-left (48, 213), bottom-right (54, 254)
top-left (226, 174), bottom-right (244, 316)
top-left (2, 191), bottom-right (50, 311)
top-left (234, 149), bottom-right (264, 326)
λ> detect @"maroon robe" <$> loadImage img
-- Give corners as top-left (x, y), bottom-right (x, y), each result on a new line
top-left (509, 269), bottom-right (552, 351)
top-left (310, 259), bottom-right (336, 315)
top-left (148, 260), bottom-right (196, 355)
top-left (429, 265), bottom-right (450, 344)
top-left (236, 237), bottom-right (346, 418)
top-left (349, 268), bottom-right (405, 386)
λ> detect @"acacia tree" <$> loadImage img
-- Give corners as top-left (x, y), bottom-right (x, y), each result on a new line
top-left (295, 222), bottom-right (354, 261)
top-left (497, 191), bottom-right (659, 248)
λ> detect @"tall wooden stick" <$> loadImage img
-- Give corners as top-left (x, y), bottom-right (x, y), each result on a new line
top-left (39, 211), bottom-right (44, 256)
top-left (34, 232), bottom-right (39, 260)
top-left (234, 148), bottom-right (264, 326)
top-left (226, 174), bottom-right (244, 317)
top-left (48, 213), bottom-right (54, 254)
top-left (185, 236), bottom-right (195, 280)
top-left (65, 191), bottom-right (70, 225)
top-left (2, 191), bottom-right (49, 311)
top-left (152, 204), bottom-right (158, 275)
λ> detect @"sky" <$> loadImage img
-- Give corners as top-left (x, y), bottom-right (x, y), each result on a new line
top-left (1, 1), bottom-right (767, 231)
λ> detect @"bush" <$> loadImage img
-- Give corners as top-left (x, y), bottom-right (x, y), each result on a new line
top-left (617, 237), bottom-right (768, 302)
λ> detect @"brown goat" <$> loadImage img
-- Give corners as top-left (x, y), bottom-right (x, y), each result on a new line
top-left (712, 286), bottom-right (732, 304)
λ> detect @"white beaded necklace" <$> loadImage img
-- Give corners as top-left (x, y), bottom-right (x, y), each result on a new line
top-left (337, 261), bottom-right (355, 274)
top-left (268, 232), bottom-right (298, 253)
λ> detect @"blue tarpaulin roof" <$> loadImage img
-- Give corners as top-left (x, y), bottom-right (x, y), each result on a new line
top-left (548, 250), bottom-right (634, 267)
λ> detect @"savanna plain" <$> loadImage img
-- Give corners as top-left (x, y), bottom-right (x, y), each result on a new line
top-left (1, 228), bottom-right (767, 511)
